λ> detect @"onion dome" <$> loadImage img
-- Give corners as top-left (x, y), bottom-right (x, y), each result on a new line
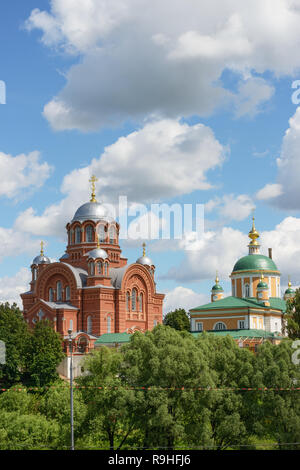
top-left (71, 175), bottom-right (114, 223)
top-left (285, 279), bottom-right (295, 296)
top-left (248, 215), bottom-right (260, 246)
top-left (86, 248), bottom-right (108, 260)
top-left (32, 241), bottom-right (51, 265)
top-left (85, 235), bottom-right (108, 260)
top-left (257, 274), bottom-right (268, 289)
top-left (211, 273), bottom-right (224, 292)
top-left (136, 243), bottom-right (153, 266)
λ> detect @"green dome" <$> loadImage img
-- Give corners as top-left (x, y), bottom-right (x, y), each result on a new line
top-left (212, 284), bottom-right (223, 292)
top-left (285, 287), bottom-right (295, 295)
top-left (232, 254), bottom-right (278, 273)
top-left (257, 280), bottom-right (268, 289)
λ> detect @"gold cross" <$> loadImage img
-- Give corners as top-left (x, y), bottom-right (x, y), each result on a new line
top-left (143, 242), bottom-right (146, 257)
top-left (40, 241), bottom-right (44, 256)
top-left (89, 175), bottom-right (98, 203)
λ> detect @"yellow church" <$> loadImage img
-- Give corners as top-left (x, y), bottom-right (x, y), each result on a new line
top-left (189, 217), bottom-right (295, 348)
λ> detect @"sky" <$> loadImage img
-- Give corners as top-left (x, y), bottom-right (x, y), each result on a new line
top-left (1, 0), bottom-right (300, 313)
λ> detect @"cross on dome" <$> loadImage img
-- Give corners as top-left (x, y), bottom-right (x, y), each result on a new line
top-left (89, 175), bottom-right (98, 203)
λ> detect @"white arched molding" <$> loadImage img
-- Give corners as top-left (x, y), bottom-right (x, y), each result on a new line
top-left (213, 321), bottom-right (227, 331)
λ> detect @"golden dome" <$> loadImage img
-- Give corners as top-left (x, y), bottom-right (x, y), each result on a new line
top-left (248, 216), bottom-right (260, 246)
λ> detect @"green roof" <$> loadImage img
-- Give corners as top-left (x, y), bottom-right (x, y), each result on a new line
top-left (191, 329), bottom-right (283, 340)
top-left (190, 295), bottom-right (286, 313)
top-left (94, 332), bottom-right (132, 345)
top-left (268, 297), bottom-right (287, 312)
top-left (232, 254), bottom-right (278, 273)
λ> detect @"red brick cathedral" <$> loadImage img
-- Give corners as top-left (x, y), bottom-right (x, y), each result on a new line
top-left (21, 177), bottom-right (164, 352)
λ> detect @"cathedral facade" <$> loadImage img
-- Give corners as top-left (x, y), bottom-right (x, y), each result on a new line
top-left (21, 179), bottom-right (164, 354)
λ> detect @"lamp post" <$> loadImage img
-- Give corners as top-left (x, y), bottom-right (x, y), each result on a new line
top-left (68, 329), bottom-right (74, 450)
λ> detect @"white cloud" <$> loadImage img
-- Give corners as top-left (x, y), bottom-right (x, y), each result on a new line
top-left (233, 77), bottom-right (275, 118)
top-left (25, 0), bottom-right (300, 131)
top-left (256, 183), bottom-right (283, 200)
top-left (164, 227), bottom-right (248, 282)
top-left (205, 194), bottom-right (254, 221)
top-left (0, 227), bottom-right (41, 262)
top-left (163, 286), bottom-right (209, 315)
top-left (0, 268), bottom-right (31, 307)
top-left (163, 216), bottom-right (300, 285)
top-left (255, 107), bottom-right (300, 209)
top-left (0, 151), bottom-right (52, 200)
top-left (14, 119), bottom-right (225, 237)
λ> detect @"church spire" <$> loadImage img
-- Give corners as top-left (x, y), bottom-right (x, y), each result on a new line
top-left (143, 242), bottom-right (146, 257)
top-left (89, 175), bottom-right (98, 203)
top-left (40, 241), bottom-right (44, 256)
top-left (248, 211), bottom-right (260, 255)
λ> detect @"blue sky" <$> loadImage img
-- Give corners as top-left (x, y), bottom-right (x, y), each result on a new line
top-left (1, 0), bottom-right (300, 312)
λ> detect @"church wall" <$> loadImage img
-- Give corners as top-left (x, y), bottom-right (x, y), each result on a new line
top-left (191, 313), bottom-right (248, 331)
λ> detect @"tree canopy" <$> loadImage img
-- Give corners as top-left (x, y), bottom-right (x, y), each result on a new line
top-left (163, 308), bottom-right (190, 331)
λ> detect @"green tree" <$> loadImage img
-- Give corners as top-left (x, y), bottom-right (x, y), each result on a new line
top-left (0, 302), bottom-right (30, 387)
top-left (185, 333), bottom-right (254, 450)
top-left (24, 320), bottom-right (65, 387)
top-left (0, 387), bottom-right (60, 450)
top-left (122, 326), bottom-right (214, 449)
top-left (0, 411), bottom-right (60, 450)
top-left (249, 340), bottom-right (300, 449)
top-left (39, 381), bottom-right (87, 448)
top-left (77, 347), bottom-right (143, 450)
top-left (163, 308), bottom-right (190, 331)
top-left (285, 288), bottom-right (300, 339)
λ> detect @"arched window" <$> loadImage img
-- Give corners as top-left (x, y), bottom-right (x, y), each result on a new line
top-left (65, 286), bottom-right (70, 301)
top-left (126, 292), bottom-right (130, 311)
top-left (49, 288), bottom-right (54, 302)
top-left (214, 322), bottom-right (226, 331)
top-left (69, 319), bottom-right (73, 331)
top-left (89, 262), bottom-right (95, 276)
top-left (104, 262), bottom-right (108, 276)
top-left (139, 293), bottom-right (143, 312)
top-left (132, 289), bottom-right (137, 311)
top-left (97, 261), bottom-right (103, 274)
top-left (75, 226), bottom-right (81, 244)
top-left (244, 284), bottom-right (250, 298)
top-left (33, 267), bottom-right (37, 281)
top-left (87, 316), bottom-right (92, 334)
top-left (98, 225), bottom-right (105, 242)
top-left (57, 281), bottom-right (62, 301)
top-left (109, 225), bottom-right (116, 244)
top-left (85, 225), bottom-right (93, 243)
top-left (107, 316), bottom-right (111, 334)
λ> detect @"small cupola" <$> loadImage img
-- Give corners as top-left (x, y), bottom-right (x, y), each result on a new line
top-left (256, 273), bottom-right (270, 306)
top-left (284, 277), bottom-right (295, 301)
top-left (211, 272), bottom-right (224, 302)
top-left (136, 243), bottom-right (154, 270)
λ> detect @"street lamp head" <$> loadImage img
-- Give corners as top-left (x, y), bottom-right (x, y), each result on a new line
top-left (68, 329), bottom-right (72, 336)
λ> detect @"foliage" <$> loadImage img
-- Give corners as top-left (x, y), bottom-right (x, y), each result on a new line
top-left (77, 347), bottom-right (143, 450)
top-left (24, 319), bottom-right (65, 387)
top-left (285, 288), bottom-right (300, 339)
top-left (0, 302), bottom-right (30, 387)
top-left (0, 323), bottom-right (299, 450)
top-left (163, 308), bottom-right (190, 331)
